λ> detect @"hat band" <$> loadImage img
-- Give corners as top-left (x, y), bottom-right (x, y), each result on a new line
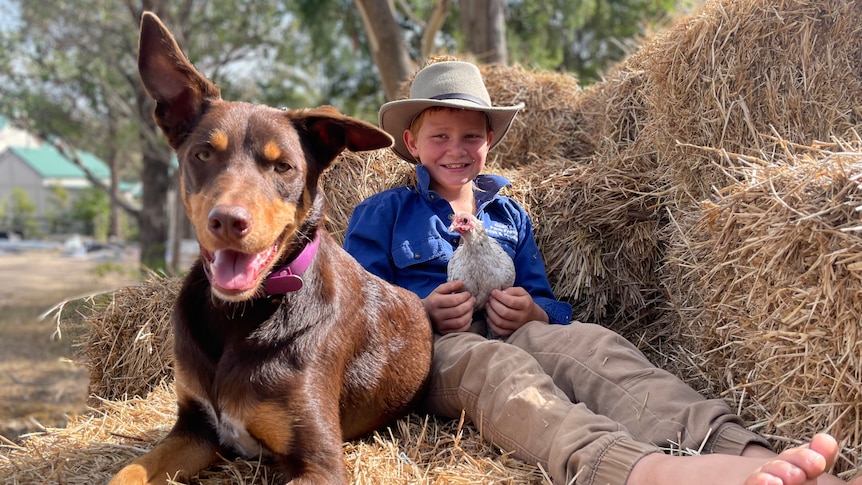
top-left (430, 92), bottom-right (489, 107)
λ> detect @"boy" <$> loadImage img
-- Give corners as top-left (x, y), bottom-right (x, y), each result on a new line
top-left (344, 60), bottom-right (858, 485)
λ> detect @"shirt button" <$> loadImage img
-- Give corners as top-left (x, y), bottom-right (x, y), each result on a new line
top-left (429, 194), bottom-right (436, 200)
top-left (447, 213), bottom-right (454, 220)
top-left (413, 253), bottom-right (421, 259)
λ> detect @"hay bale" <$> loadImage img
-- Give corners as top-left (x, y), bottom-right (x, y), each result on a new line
top-left (323, 150), bottom-right (414, 242)
top-left (479, 63), bottom-right (592, 168)
top-left (661, 138), bottom-right (862, 476)
top-left (551, 0), bottom-right (862, 329)
top-left (494, 156), bottom-right (663, 328)
top-left (0, 383), bottom-right (548, 484)
top-left (633, 0), bottom-right (862, 205)
top-left (81, 277), bottom-right (179, 401)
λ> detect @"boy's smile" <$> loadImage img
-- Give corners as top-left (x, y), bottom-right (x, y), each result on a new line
top-left (404, 108), bottom-right (494, 199)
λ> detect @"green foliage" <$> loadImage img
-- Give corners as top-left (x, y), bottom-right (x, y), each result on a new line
top-left (70, 186), bottom-right (110, 240)
top-left (7, 188), bottom-right (41, 238)
top-left (279, 0), bottom-right (386, 121)
top-left (0, 0), bottom-right (686, 269)
top-left (45, 185), bottom-right (72, 234)
top-left (507, 0), bottom-right (678, 83)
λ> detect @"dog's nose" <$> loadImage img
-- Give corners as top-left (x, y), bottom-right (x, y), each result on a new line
top-left (208, 205), bottom-right (252, 239)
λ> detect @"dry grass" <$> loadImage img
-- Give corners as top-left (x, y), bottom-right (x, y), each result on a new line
top-left (0, 382), bottom-right (548, 484)
top-left (80, 276), bottom-right (178, 403)
top-left (661, 136), bottom-right (862, 477)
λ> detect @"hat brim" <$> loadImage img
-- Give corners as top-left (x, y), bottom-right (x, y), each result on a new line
top-left (379, 98), bottom-right (524, 163)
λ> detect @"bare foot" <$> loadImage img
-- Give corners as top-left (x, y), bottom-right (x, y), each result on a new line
top-left (627, 433), bottom-right (853, 485)
top-left (744, 434), bottom-right (840, 485)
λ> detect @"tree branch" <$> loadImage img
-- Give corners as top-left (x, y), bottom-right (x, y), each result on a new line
top-left (422, 0), bottom-right (451, 60)
top-left (395, 0), bottom-right (424, 27)
top-left (47, 136), bottom-right (141, 217)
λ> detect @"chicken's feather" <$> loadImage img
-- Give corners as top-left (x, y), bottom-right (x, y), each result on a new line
top-left (447, 212), bottom-right (516, 310)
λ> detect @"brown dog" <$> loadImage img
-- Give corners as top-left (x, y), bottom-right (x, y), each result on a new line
top-left (109, 12), bottom-right (432, 485)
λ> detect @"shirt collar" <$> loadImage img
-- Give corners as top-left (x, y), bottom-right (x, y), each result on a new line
top-left (415, 164), bottom-right (510, 207)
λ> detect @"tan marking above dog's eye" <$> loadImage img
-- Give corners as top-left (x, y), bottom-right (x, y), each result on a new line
top-left (263, 141), bottom-right (282, 161)
top-left (210, 130), bottom-right (229, 151)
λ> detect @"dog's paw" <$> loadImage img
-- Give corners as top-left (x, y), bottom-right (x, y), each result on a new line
top-left (107, 464), bottom-right (153, 485)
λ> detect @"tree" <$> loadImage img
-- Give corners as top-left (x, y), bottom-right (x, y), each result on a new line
top-left (70, 186), bottom-right (111, 240)
top-left (46, 185), bottom-right (72, 234)
top-left (353, 0), bottom-right (416, 101)
top-left (459, 0), bottom-right (508, 65)
top-left (349, 0), bottom-right (678, 95)
top-left (0, 0), bottom-right (679, 272)
top-left (0, 0), bottom-right (316, 273)
top-left (507, 0), bottom-right (677, 82)
top-left (8, 188), bottom-right (40, 238)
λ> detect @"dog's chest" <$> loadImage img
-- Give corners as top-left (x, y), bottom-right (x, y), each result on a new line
top-left (201, 399), bottom-right (267, 459)
top-left (181, 291), bottom-right (322, 459)
top-left (190, 330), bottom-right (288, 459)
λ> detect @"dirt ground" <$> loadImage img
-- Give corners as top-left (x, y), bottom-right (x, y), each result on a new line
top-left (0, 245), bottom-right (141, 442)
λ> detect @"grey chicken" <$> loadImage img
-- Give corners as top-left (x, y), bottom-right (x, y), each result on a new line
top-left (447, 212), bottom-right (516, 311)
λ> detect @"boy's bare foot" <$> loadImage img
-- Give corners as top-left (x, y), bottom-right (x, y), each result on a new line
top-left (627, 433), bottom-right (858, 485)
top-left (743, 433), bottom-right (840, 485)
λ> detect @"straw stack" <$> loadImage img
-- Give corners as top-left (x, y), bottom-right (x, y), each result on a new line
top-left (81, 278), bottom-right (178, 402)
top-left (661, 138), bottom-right (862, 476)
top-left (480, 63), bottom-right (592, 168)
top-left (545, 0), bottom-right (862, 331)
top-left (1, 382), bottom-right (548, 484)
top-left (636, 0), bottom-right (862, 206)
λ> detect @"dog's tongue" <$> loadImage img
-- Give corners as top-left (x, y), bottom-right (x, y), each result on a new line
top-left (211, 249), bottom-right (271, 291)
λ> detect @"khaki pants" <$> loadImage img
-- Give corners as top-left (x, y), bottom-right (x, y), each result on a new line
top-left (422, 321), bottom-right (769, 485)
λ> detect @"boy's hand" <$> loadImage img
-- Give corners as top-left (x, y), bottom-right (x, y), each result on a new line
top-left (485, 287), bottom-right (549, 338)
top-left (423, 280), bottom-right (475, 334)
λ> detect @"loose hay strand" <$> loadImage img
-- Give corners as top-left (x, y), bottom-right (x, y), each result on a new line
top-left (1, 384), bottom-right (549, 484)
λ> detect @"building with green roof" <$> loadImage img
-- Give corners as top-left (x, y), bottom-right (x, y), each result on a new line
top-left (0, 144), bottom-right (111, 225)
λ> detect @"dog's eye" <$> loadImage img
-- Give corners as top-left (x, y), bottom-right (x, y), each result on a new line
top-left (274, 162), bottom-right (292, 173)
top-left (195, 150), bottom-right (212, 162)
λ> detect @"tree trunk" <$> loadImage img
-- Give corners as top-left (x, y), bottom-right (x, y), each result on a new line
top-left (138, 158), bottom-right (170, 272)
top-left (460, 0), bottom-right (508, 65)
top-left (107, 119), bottom-right (122, 240)
top-left (353, 0), bottom-right (415, 100)
top-left (135, 85), bottom-right (170, 273)
top-left (109, 152), bottom-right (122, 240)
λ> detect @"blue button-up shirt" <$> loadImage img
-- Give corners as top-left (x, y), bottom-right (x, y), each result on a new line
top-left (343, 164), bottom-right (572, 325)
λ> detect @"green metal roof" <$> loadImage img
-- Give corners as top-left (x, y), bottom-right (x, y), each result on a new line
top-left (10, 145), bottom-right (110, 180)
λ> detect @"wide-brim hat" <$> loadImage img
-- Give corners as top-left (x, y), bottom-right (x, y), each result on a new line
top-left (379, 61), bottom-right (524, 162)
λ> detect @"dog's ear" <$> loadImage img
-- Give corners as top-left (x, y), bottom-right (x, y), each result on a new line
top-left (292, 106), bottom-right (394, 166)
top-left (137, 11), bottom-right (221, 149)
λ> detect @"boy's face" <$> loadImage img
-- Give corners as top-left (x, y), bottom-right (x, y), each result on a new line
top-left (404, 108), bottom-right (493, 194)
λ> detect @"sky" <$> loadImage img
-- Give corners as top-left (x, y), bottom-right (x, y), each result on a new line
top-left (0, 0), bottom-right (20, 31)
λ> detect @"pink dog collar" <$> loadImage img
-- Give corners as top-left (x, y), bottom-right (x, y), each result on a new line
top-left (263, 231), bottom-right (321, 295)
